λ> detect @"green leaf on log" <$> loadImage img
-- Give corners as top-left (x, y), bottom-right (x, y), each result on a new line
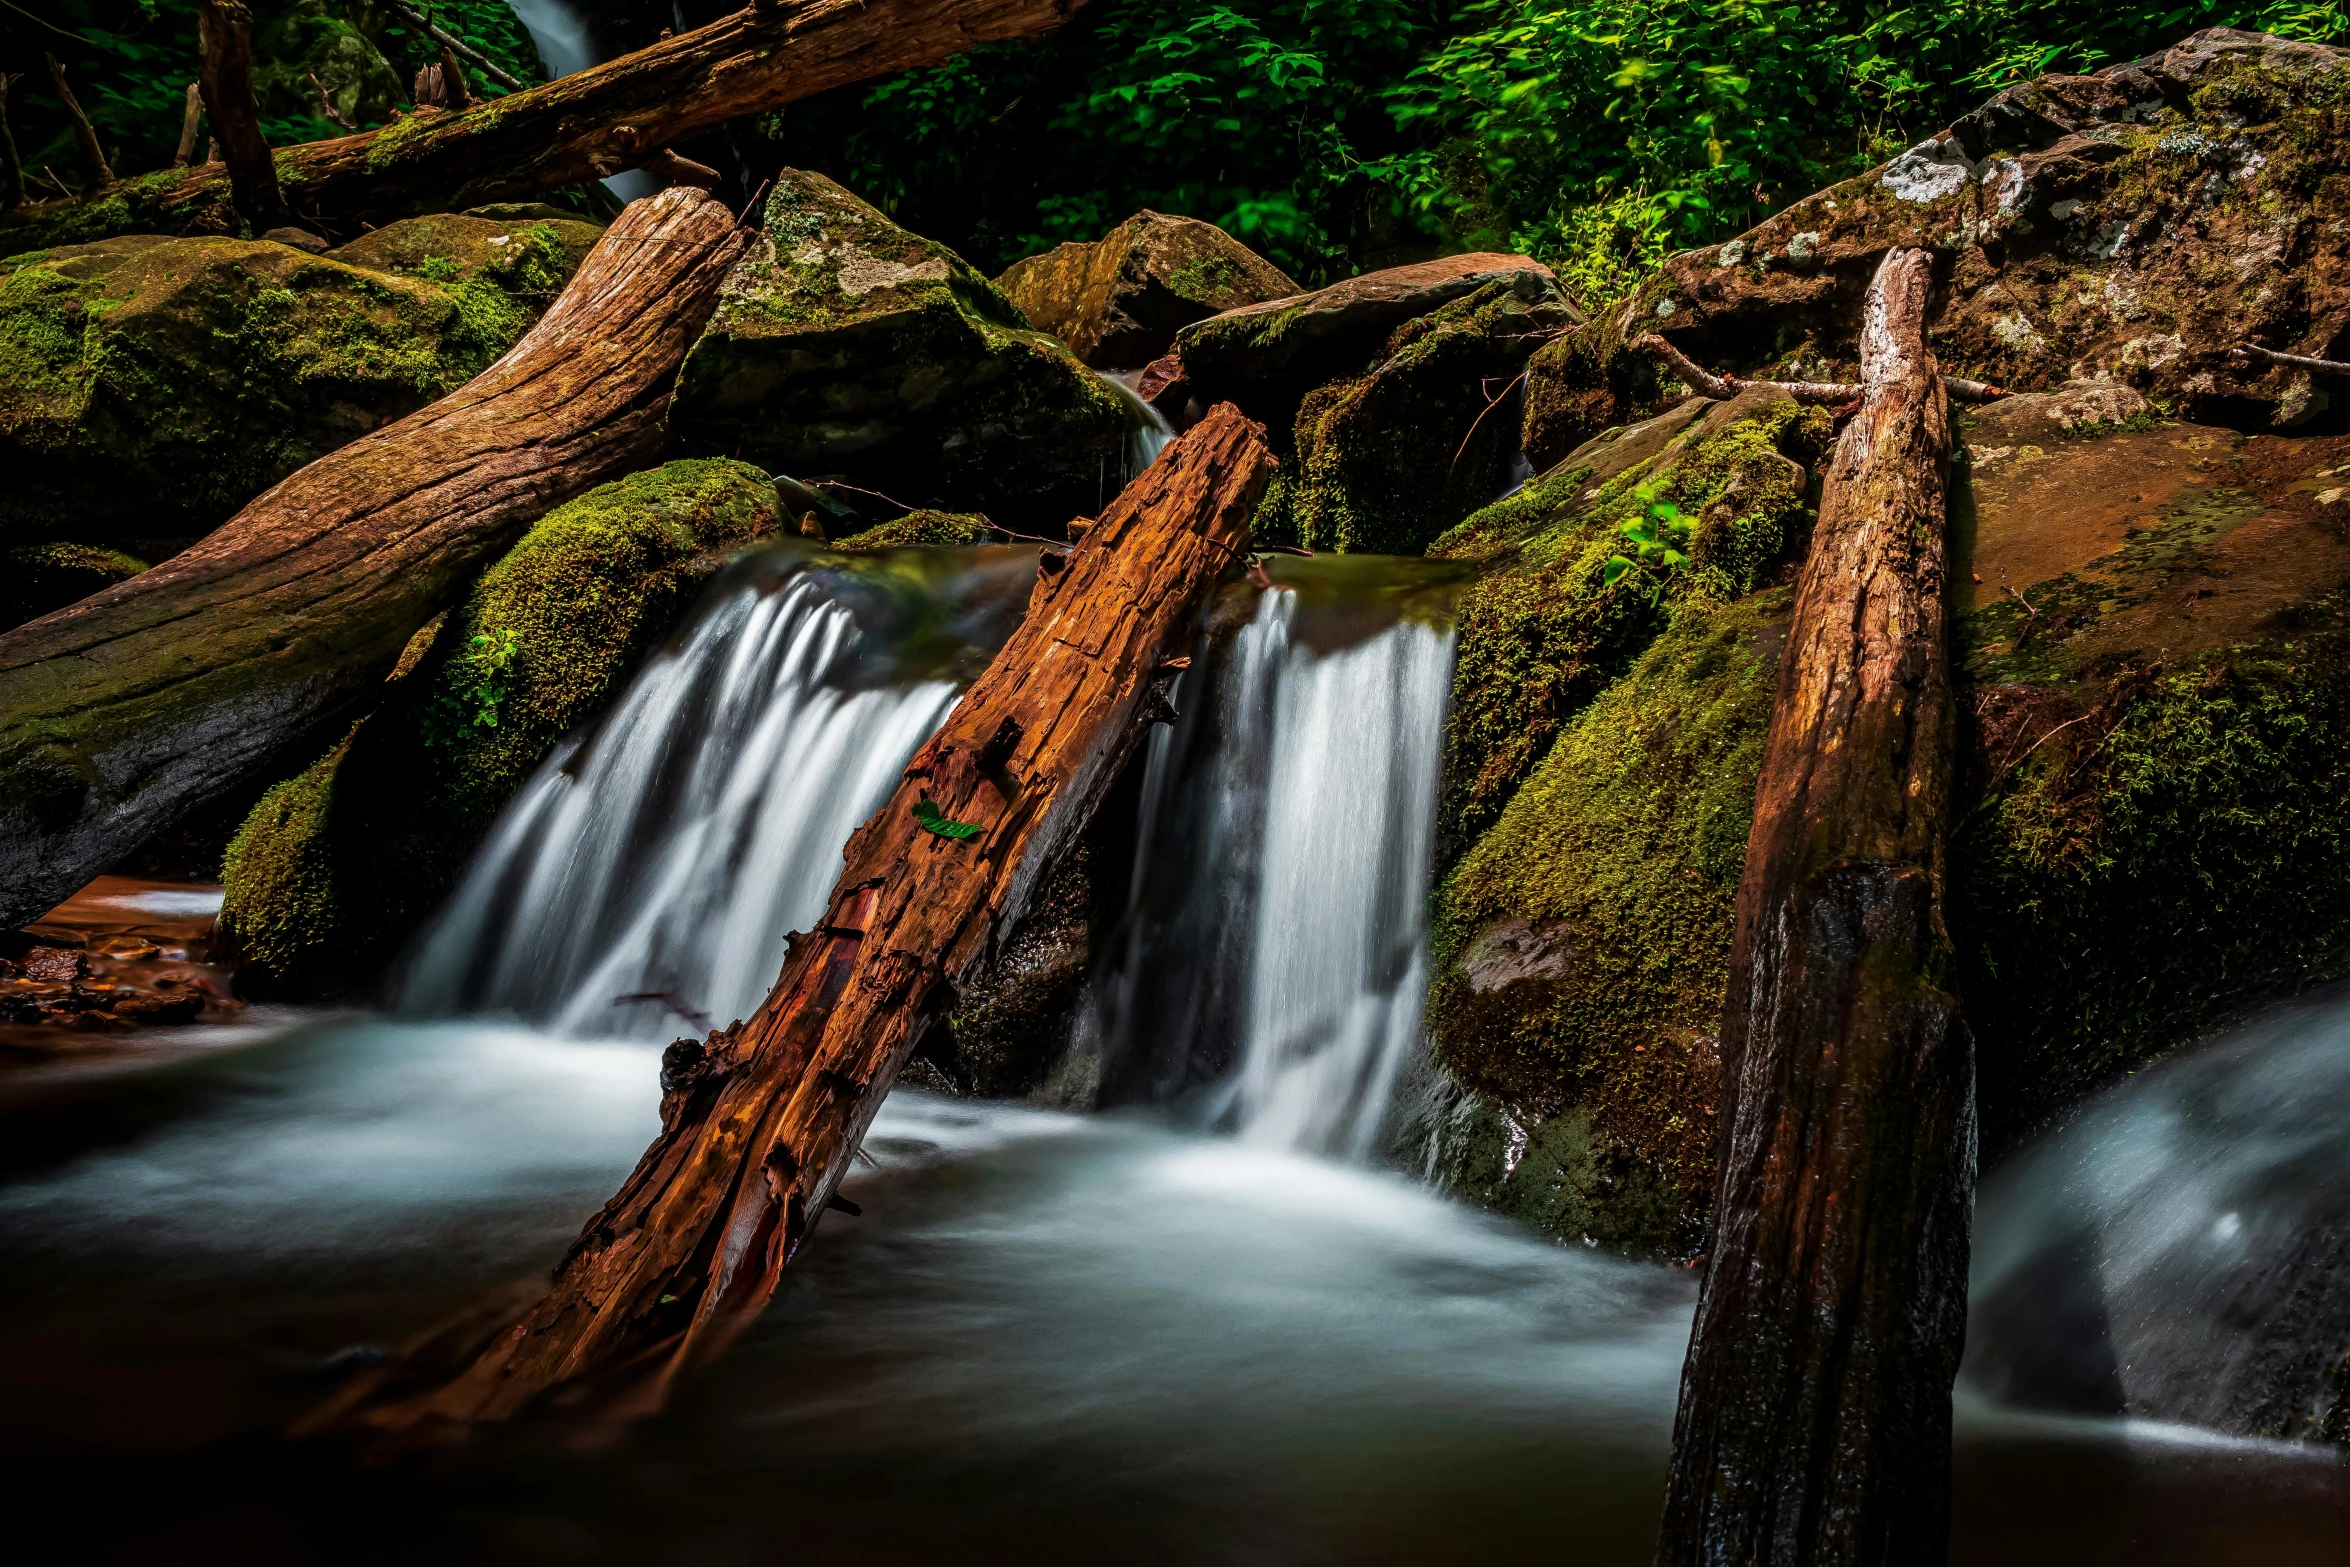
top-left (913, 798), bottom-right (984, 840)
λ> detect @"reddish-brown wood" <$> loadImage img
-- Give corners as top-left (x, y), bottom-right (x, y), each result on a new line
top-left (311, 404), bottom-right (1275, 1443)
top-left (0, 188), bottom-right (752, 932)
top-left (1656, 247), bottom-right (1974, 1567)
top-left (195, 1), bottom-right (286, 229)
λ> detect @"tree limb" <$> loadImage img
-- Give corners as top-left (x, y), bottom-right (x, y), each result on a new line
top-left (1633, 331), bottom-right (2008, 406)
top-left (43, 53), bottom-right (113, 188)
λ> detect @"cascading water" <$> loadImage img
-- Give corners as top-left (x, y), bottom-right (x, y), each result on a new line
top-left (503, 0), bottom-right (661, 201)
top-left (398, 543), bottom-right (1035, 1039)
top-left (1965, 989), bottom-right (2350, 1441)
top-left (1092, 558), bottom-right (1469, 1159)
top-left (1098, 370), bottom-right (1178, 482)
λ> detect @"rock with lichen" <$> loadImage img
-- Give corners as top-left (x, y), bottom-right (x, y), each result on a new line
top-left (993, 210), bottom-right (1299, 369)
top-left (1426, 378), bottom-right (2350, 1256)
top-left (670, 168), bottom-right (1131, 526)
top-left (218, 458), bottom-right (781, 997)
top-left (0, 212), bottom-right (601, 554)
top-left (1264, 275), bottom-right (1577, 555)
top-left (1523, 26), bottom-right (2350, 468)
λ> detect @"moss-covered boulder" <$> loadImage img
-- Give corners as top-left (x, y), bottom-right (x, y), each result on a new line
top-left (0, 213), bottom-right (599, 552)
top-left (671, 168), bottom-right (1130, 526)
top-left (994, 210), bottom-right (1299, 369)
top-left (219, 458), bottom-right (782, 997)
top-left (1427, 384), bottom-right (2350, 1254)
top-left (1261, 275), bottom-right (1577, 555)
top-left (1522, 27), bottom-right (2350, 468)
top-left (832, 510), bottom-right (994, 552)
top-left (0, 541), bottom-right (148, 632)
top-left (253, 0), bottom-right (409, 129)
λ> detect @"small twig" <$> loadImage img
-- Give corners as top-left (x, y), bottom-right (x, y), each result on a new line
top-left (2231, 343), bottom-right (2350, 377)
top-left (2001, 576), bottom-right (2040, 646)
top-left (1632, 333), bottom-right (2007, 405)
top-left (45, 53), bottom-right (114, 187)
top-left (1449, 368), bottom-right (1529, 477)
top-left (381, 0), bottom-right (527, 91)
top-left (309, 72), bottom-right (357, 132)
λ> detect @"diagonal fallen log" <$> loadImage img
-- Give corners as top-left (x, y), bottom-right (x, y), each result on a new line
top-left (1, 0), bottom-right (1091, 245)
top-left (1655, 248), bottom-right (1974, 1566)
top-left (0, 187), bottom-right (751, 932)
top-left (307, 403), bottom-right (1274, 1444)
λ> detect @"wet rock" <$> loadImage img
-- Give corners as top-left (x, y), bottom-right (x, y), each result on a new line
top-left (671, 169), bottom-right (1130, 527)
top-left (1523, 27), bottom-right (2350, 467)
top-left (993, 210), bottom-right (1298, 369)
top-left (922, 848), bottom-right (1097, 1100)
top-left (1265, 275), bottom-right (1576, 554)
top-left (1, 875), bottom-right (239, 1044)
top-left (219, 459), bottom-right (783, 998)
top-left (830, 510), bottom-right (995, 552)
top-left (0, 214), bottom-right (600, 552)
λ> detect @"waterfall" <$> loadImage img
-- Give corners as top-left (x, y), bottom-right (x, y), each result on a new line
top-left (1095, 560), bottom-right (1465, 1159)
top-left (503, 0), bottom-right (661, 202)
top-left (1098, 370), bottom-right (1178, 482)
top-left (1965, 989), bottom-right (2350, 1441)
top-left (398, 543), bottom-right (1034, 1040)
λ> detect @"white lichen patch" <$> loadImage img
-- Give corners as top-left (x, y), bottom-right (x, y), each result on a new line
top-left (1983, 157), bottom-right (2028, 214)
top-left (1717, 239), bottom-right (1746, 267)
top-left (1785, 231), bottom-right (1820, 265)
top-left (2118, 333), bottom-right (2186, 373)
top-left (1880, 138), bottom-right (1974, 203)
top-left (836, 252), bottom-right (950, 297)
top-left (1991, 312), bottom-right (2043, 350)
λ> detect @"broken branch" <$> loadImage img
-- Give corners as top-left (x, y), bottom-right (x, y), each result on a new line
top-left (1633, 332), bottom-right (2008, 406)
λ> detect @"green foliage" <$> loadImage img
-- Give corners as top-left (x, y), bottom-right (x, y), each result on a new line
top-left (913, 798), bottom-right (985, 839)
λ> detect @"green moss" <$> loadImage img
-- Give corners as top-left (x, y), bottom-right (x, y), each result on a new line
top-left (1164, 253), bottom-right (1241, 303)
top-left (0, 540), bottom-right (148, 629)
top-left (832, 510), bottom-right (994, 552)
top-left (1956, 607), bottom-right (2350, 1147)
top-left (219, 459), bottom-right (783, 997)
top-left (1425, 590), bottom-right (1785, 1254)
top-left (1436, 394), bottom-right (1825, 846)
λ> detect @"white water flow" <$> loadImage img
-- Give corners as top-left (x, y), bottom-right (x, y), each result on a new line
top-left (396, 547), bottom-right (1036, 1039)
top-left (1099, 369), bottom-right (1178, 480)
top-left (504, 0), bottom-right (661, 201)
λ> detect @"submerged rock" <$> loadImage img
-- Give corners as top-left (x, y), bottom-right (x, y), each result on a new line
top-left (1428, 387), bottom-right (2350, 1253)
top-left (671, 169), bottom-right (1131, 526)
top-left (994, 210), bottom-right (1299, 369)
top-left (1523, 27), bottom-right (2350, 466)
top-left (1266, 275), bottom-right (1577, 554)
top-left (0, 214), bottom-right (600, 553)
top-left (219, 459), bottom-right (782, 997)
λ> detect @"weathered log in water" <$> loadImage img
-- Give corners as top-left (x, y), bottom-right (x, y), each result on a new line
top-left (306, 404), bottom-right (1274, 1444)
top-left (0, 188), bottom-right (750, 932)
top-left (1655, 247), bottom-right (1974, 1566)
top-left (1, 0), bottom-right (1091, 244)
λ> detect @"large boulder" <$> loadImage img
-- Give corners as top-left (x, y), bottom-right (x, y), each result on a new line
top-left (1263, 274), bottom-right (1577, 554)
top-left (0, 212), bottom-right (602, 555)
top-left (993, 210), bottom-right (1298, 368)
top-left (253, 0), bottom-right (409, 129)
top-left (1523, 28), bottom-right (2350, 467)
top-left (219, 459), bottom-right (782, 997)
top-left (1426, 383), bottom-right (2350, 1255)
top-left (670, 169), bottom-right (1131, 527)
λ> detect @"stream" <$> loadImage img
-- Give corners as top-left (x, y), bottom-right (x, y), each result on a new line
top-left (2, 542), bottom-right (2345, 1561)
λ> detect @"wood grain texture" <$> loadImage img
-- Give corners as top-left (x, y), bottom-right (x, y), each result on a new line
top-left (311, 403), bottom-right (1275, 1444)
top-left (10, 0), bottom-right (1091, 241)
top-left (0, 188), bottom-right (751, 929)
top-left (1656, 247), bottom-right (1975, 1567)
top-left (195, 1), bottom-right (287, 229)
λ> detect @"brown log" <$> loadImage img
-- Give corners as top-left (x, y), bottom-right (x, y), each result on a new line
top-left (43, 55), bottom-right (114, 188)
top-left (308, 404), bottom-right (1275, 1443)
top-left (1655, 248), bottom-right (1973, 1566)
top-left (196, 0), bottom-right (288, 229)
top-left (174, 81), bottom-right (205, 167)
top-left (0, 188), bottom-right (752, 932)
top-left (5, 0), bottom-right (1090, 243)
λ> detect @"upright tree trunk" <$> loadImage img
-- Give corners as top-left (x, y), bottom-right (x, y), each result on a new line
top-left (6, 0), bottom-right (1091, 242)
top-left (0, 188), bottom-right (751, 932)
top-left (309, 405), bottom-right (1275, 1444)
top-left (1655, 247), bottom-right (1974, 1567)
top-left (196, 0), bottom-right (289, 230)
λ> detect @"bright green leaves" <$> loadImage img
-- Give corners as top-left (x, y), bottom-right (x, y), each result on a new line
top-left (913, 798), bottom-right (985, 841)
top-left (1602, 489), bottom-right (1697, 590)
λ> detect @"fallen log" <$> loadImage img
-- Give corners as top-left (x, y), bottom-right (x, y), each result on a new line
top-left (1, 0), bottom-right (1091, 244)
top-left (307, 403), bottom-right (1274, 1443)
top-left (0, 187), bottom-right (751, 932)
top-left (1655, 248), bottom-right (1973, 1566)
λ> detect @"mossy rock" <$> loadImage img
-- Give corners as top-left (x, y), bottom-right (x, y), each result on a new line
top-left (253, 0), bottom-right (407, 129)
top-left (0, 540), bottom-right (148, 631)
top-left (1268, 276), bottom-right (1575, 555)
top-left (0, 215), bottom-right (596, 552)
top-left (993, 209), bottom-right (1298, 369)
top-left (1427, 393), bottom-right (2350, 1252)
top-left (831, 510), bottom-right (994, 552)
top-left (670, 168), bottom-right (1130, 526)
top-left (327, 211), bottom-right (602, 287)
top-left (219, 458), bottom-right (782, 997)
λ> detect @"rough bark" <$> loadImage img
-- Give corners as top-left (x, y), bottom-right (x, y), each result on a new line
top-left (1656, 247), bottom-right (1974, 1567)
top-left (9, 0), bottom-right (1090, 241)
top-left (173, 81), bottom-right (205, 168)
top-left (196, 0), bottom-right (288, 230)
top-left (0, 188), bottom-right (751, 932)
top-left (307, 404), bottom-right (1274, 1444)
top-left (0, 73), bottom-right (23, 213)
top-left (43, 55), bottom-right (114, 188)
